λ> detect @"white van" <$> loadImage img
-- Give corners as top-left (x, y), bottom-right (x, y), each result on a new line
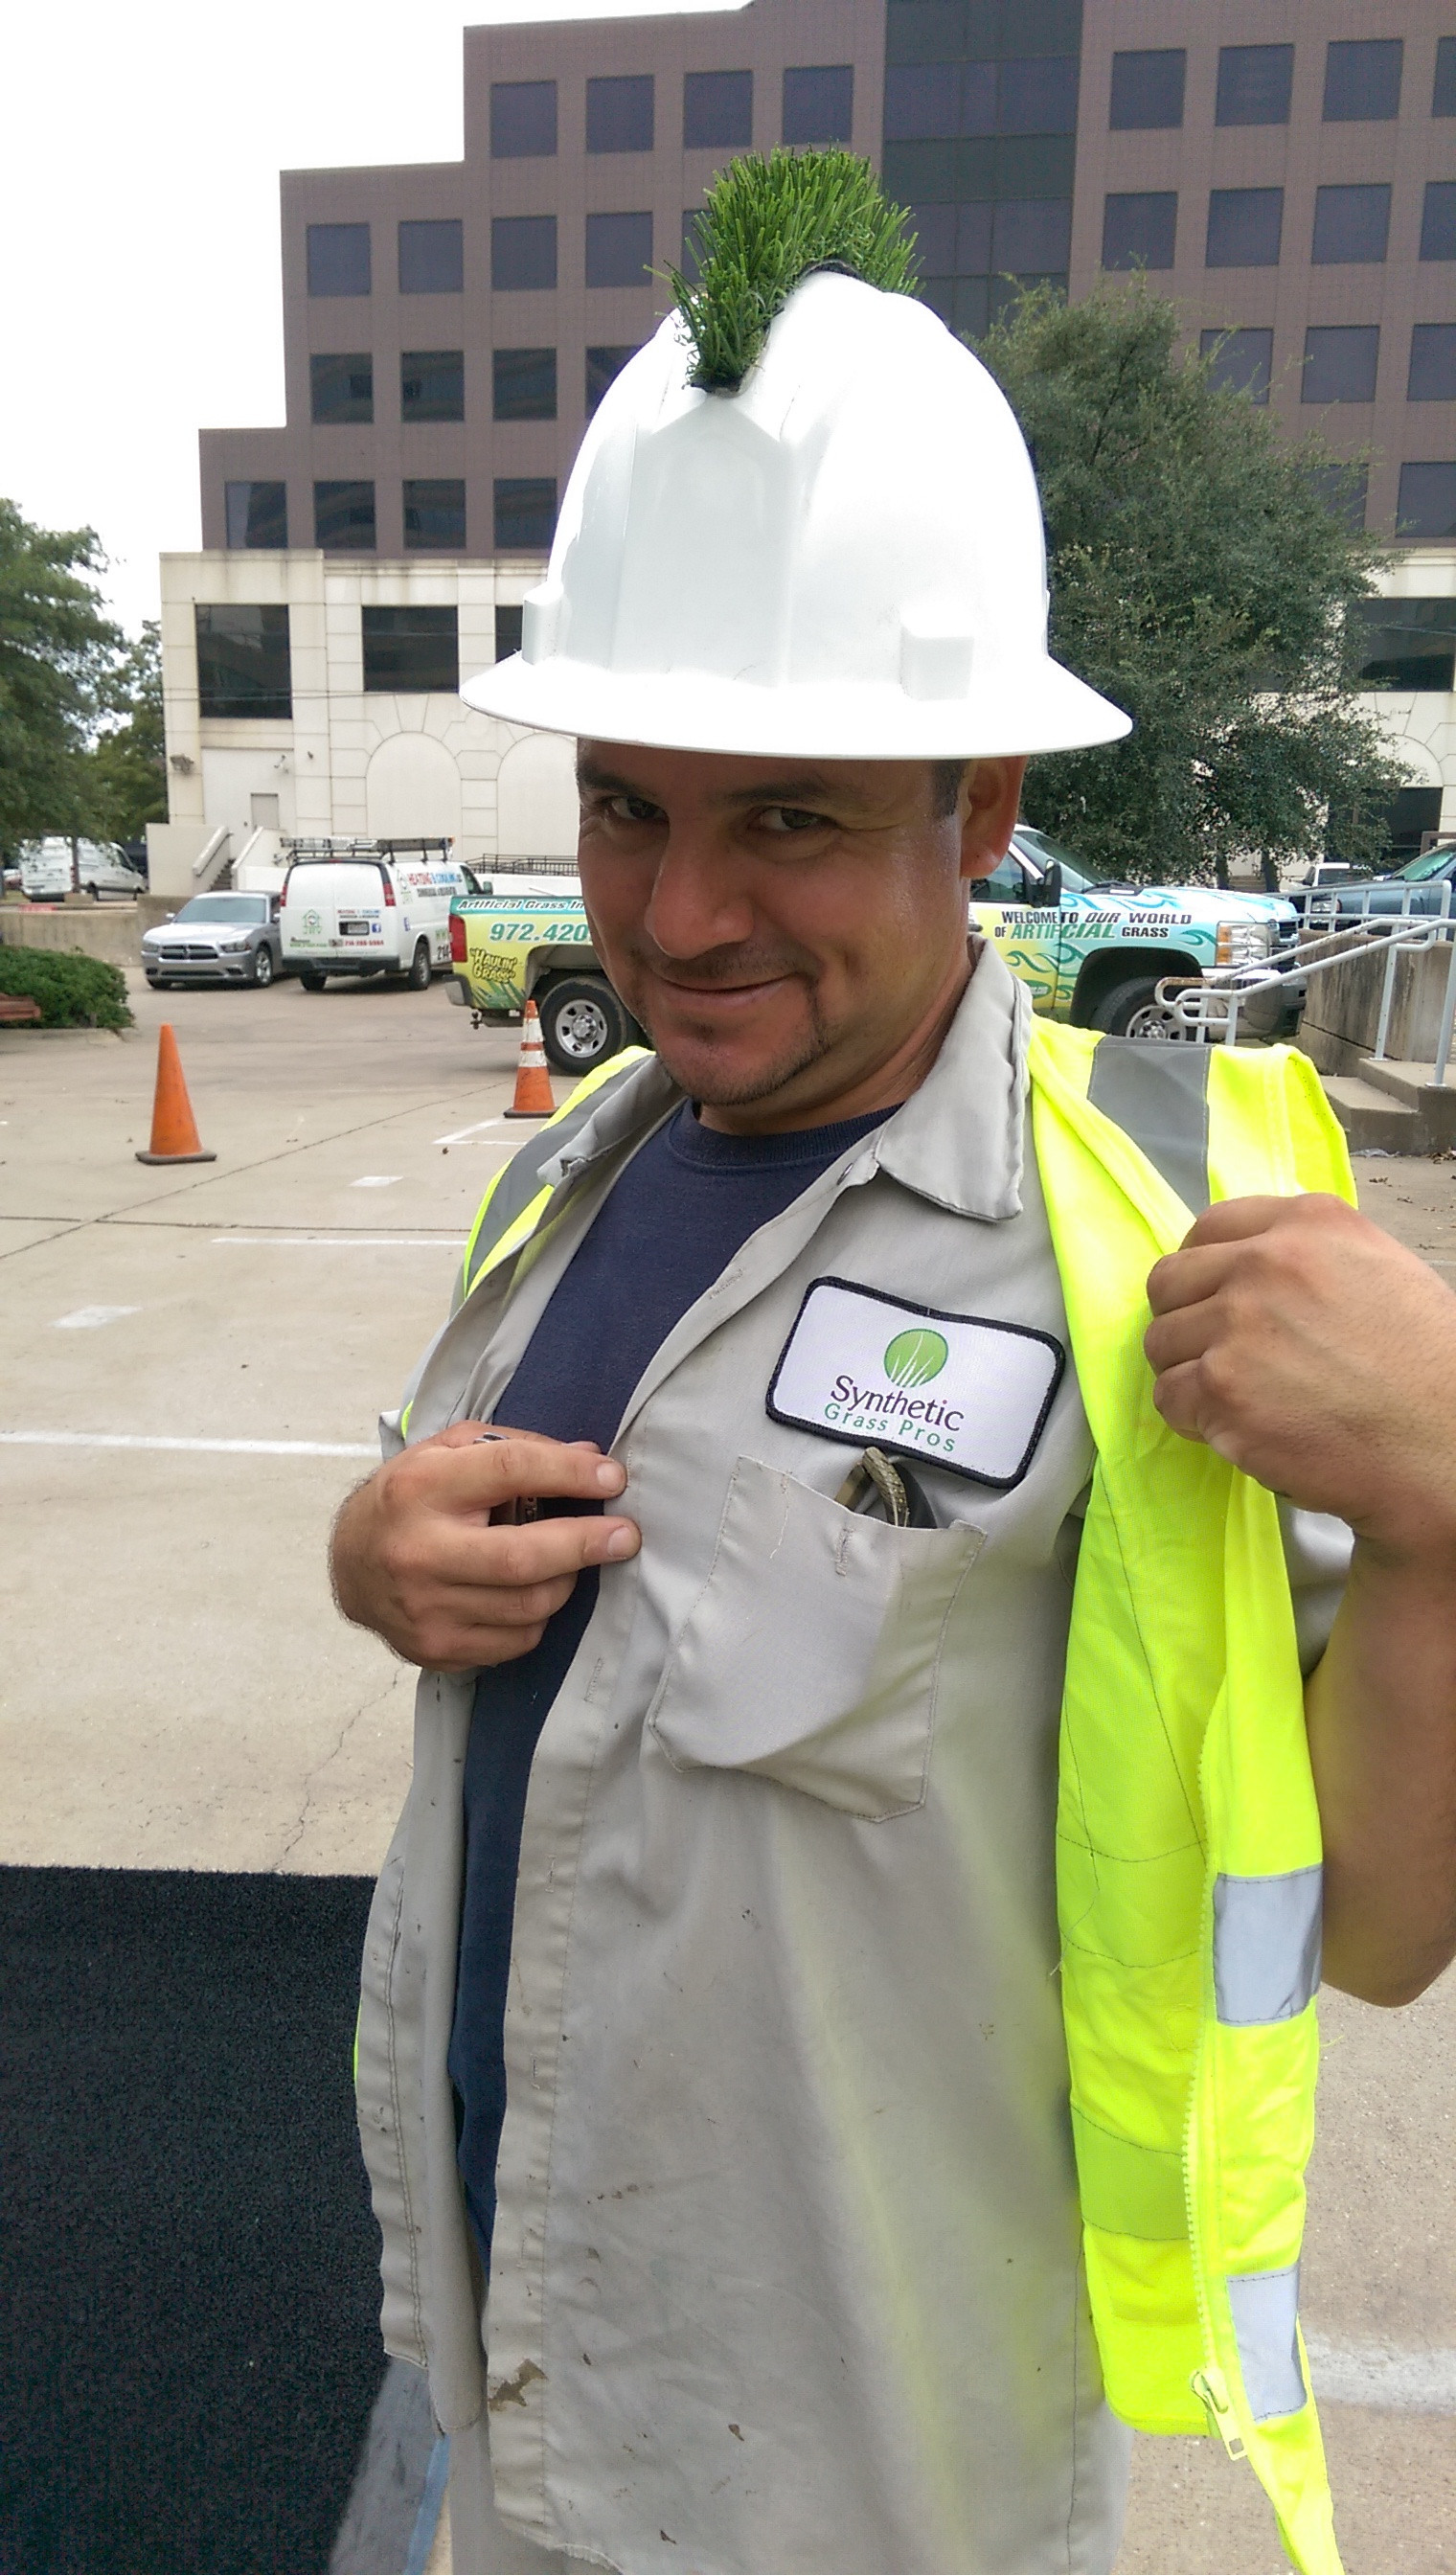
top-left (277, 838), bottom-right (466, 991)
top-left (18, 837), bottom-right (145, 901)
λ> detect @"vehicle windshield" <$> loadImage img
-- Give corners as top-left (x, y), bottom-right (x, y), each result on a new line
top-left (174, 896), bottom-right (268, 923)
top-left (1397, 845), bottom-right (1456, 882)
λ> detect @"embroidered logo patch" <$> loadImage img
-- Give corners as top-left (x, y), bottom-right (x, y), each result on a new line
top-left (766, 1277), bottom-right (1064, 1489)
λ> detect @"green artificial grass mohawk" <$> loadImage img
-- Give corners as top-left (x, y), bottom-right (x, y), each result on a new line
top-left (668, 148), bottom-right (918, 394)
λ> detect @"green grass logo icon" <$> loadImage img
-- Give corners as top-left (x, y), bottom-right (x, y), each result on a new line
top-left (882, 1327), bottom-right (949, 1389)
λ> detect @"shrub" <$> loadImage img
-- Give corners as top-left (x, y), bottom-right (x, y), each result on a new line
top-left (0, 945), bottom-right (132, 1030)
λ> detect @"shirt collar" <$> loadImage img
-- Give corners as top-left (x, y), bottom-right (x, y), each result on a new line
top-left (547, 942), bottom-right (1028, 1223)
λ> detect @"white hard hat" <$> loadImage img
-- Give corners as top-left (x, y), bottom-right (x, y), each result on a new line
top-left (465, 271), bottom-right (1129, 761)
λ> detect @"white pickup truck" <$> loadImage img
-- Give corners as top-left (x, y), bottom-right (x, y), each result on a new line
top-left (448, 838), bottom-right (1298, 1074)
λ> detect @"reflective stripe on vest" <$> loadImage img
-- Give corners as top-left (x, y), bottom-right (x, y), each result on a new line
top-left (1030, 1017), bottom-right (1353, 2575)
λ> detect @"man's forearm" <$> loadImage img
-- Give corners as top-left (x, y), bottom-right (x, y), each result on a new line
top-left (1307, 1541), bottom-right (1456, 2007)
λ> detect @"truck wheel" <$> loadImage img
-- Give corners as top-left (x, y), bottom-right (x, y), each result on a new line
top-left (407, 939), bottom-right (432, 991)
top-left (299, 968), bottom-right (328, 992)
top-left (537, 975), bottom-right (629, 1072)
top-left (1088, 974), bottom-right (1180, 1039)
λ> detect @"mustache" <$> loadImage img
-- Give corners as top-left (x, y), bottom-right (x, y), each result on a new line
top-left (622, 936), bottom-right (817, 989)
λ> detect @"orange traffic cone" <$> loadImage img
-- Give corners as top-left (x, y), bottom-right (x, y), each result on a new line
top-left (135, 1024), bottom-right (216, 1165)
top-left (504, 999), bottom-right (556, 1119)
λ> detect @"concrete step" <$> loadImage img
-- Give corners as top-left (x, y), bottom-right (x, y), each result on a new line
top-left (1329, 1059), bottom-right (1456, 1151)
top-left (1320, 1074), bottom-right (1424, 1154)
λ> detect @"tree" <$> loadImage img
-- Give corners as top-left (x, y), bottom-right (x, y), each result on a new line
top-left (976, 285), bottom-right (1410, 884)
top-left (83, 622), bottom-right (168, 844)
top-left (0, 498), bottom-right (124, 851)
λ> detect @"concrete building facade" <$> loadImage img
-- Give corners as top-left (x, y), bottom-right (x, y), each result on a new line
top-left (158, 0), bottom-right (1455, 878)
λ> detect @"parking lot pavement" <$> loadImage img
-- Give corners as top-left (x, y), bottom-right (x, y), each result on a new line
top-left (4, 991), bottom-right (1454, 2571)
top-left (0, 969), bottom-right (526, 1875)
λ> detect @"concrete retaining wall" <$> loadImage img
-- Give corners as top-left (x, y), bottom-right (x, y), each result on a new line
top-left (1296, 941), bottom-right (1456, 1078)
top-left (0, 900), bottom-right (167, 967)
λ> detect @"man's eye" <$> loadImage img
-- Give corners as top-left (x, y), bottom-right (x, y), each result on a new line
top-left (761, 806), bottom-right (829, 835)
top-left (603, 794), bottom-right (664, 826)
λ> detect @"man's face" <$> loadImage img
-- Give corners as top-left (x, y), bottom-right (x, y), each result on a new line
top-left (575, 744), bottom-right (1026, 1128)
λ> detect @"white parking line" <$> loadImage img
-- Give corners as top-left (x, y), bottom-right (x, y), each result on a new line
top-left (53, 1307), bottom-right (141, 1330)
top-left (352, 1174), bottom-right (403, 1189)
top-left (211, 1236), bottom-right (466, 1250)
top-left (433, 1117), bottom-right (515, 1146)
top-left (0, 1431), bottom-right (375, 1458)
top-left (1306, 2335), bottom-right (1456, 2414)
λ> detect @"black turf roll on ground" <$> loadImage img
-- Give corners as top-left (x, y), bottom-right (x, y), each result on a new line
top-left (0, 1866), bottom-right (387, 2575)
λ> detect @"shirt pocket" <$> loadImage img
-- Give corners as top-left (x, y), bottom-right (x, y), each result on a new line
top-left (647, 1452), bottom-right (986, 1821)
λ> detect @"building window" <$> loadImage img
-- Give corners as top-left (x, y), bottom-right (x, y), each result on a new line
top-left (1302, 327), bottom-right (1379, 404)
top-left (1436, 39), bottom-right (1456, 117)
top-left (398, 219), bottom-right (463, 294)
top-left (1421, 182), bottom-right (1456, 262)
top-left (1324, 40), bottom-right (1402, 123)
top-left (1308, 463), bottom-right (1369, 532)
top-left (1110, 50), bottom-right (1185, 131)
top-left (495, 604), bottom-right (525, 660)
top-left (992, 198), bottom-right (1072, 271)
top-left (492, 216), bottom-right (557, 292)
top-left (1103, 194), bottom-right (1176, 271)
top-left (998, 57), bottom-right (1078, 135)
top-left (586, 344), bottom-right (641, 414)
top-left (494, 347), bottom-right (557, 421)
top-left (307, 222), bottom-right (371, 297)
top-left (1215, 46), bottom-right (1293, 128)
top-left (401, 350), bottom-right (465, 422)
top-left (194, 604), bottom-right (292, 718)
top-left (1350, 600), bottom-right (1456, 693)
top-left (310, 353), bottom-right (374, 423)
top-left (1199, 329), bottom-right (1274, 404)
top-left (883, 58), bottom-right (1076, 139)
top-left (586, 211), bottom-right (652, 289)
top-left (1206, 190), bottom-right (1283, 269)
top-left (361, 605), bottom-right (460, 695)
top-left (224, 482), bottom-right (287, 549)
top-left (1409, 326), bottom-right (1456, 402)
top-left (586, 73), bottom-right (653, 152)
top-left (1397, 464), bottom-right (1456, 539)
top-left (684, 70), bottom-right (752, 149)
top-left (313, 480), bottom-right (377, 550)
top-left (1312, 185), bottom-right (1392, 265)
top-left (491, 80), bottom-right (557, 157)
top-left (494, 478), bottom-right (557, 550)
top-left (783, 66), bottom-right (853, 145)
top-left (402, 480), bottom-right (466, 550)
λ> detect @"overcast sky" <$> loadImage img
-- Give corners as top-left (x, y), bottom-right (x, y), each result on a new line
top-left (3, 0), bottom-right (745, 638)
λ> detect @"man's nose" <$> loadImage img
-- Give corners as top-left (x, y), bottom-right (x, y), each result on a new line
top-left (643, 833), bottom-right (756, 961)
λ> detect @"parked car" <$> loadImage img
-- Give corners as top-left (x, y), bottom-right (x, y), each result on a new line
top-left (18, 836), bottom-right (146, 901)
top-left (446, 832), bottom-right (1296, 1070)
top-left (278, 838), bottom-right (466, 991)
top-left (142, 892), bottom-right (284, 989)
top-left (1287, 838), bottom-right (1456, 925)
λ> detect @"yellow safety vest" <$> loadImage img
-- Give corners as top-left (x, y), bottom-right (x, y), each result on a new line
top-left (446, 1023), bottom-right (1355, 2573)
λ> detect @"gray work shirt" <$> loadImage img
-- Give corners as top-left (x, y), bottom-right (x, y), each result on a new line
top-left (362, 946), bottom-right (1348, 2575)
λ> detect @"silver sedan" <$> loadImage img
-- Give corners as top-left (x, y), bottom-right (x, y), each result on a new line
top-left (142, 894), bottom-right (284, 990)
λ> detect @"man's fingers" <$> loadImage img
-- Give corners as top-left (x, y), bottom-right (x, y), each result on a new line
top-left (1146, 1243), bottom-right (1241, 1318)
top-left (410, 1421), bottom-right (627, 1510)
top-left (398, 1506), bottom-right (640, 1595)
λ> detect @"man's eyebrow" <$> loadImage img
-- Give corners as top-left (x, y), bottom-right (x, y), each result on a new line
top-left (575, 761), bottom-right (862, 812)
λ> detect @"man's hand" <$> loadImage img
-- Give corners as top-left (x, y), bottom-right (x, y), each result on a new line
top-left (1145, 1191), bottom-right (1456, 2006)
top-left (1144, 1193), bottom-right (1456, 1559)
top-left (330, 1423), bottom-right (641, 1673)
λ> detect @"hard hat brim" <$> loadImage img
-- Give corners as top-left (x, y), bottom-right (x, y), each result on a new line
top-left (464, 651), bottom-right (1131, 761)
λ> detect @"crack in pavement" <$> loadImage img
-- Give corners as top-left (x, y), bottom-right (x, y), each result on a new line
top-left (275, 1663), bottom-right (409, 1869)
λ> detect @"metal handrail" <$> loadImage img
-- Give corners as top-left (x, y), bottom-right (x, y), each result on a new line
top-left (1158, 884), bottom-right (1456, 1082)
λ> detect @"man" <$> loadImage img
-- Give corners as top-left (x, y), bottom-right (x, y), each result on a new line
top-left (332, 168), bottom-right (1456, 2575)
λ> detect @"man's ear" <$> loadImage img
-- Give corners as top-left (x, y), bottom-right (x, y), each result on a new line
top-left (960, 758), bottom-right (1029, 884)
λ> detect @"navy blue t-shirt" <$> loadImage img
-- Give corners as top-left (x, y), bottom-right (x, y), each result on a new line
top-left (449, 1098), bottom-right (889, 2263)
